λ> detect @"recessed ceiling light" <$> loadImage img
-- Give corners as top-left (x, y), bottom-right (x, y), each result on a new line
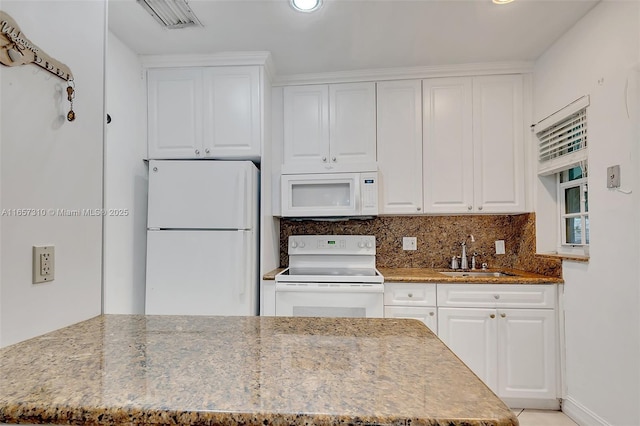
top-left (290, 0), bottom-right (322, 13)
top-left (492, 0), bottom-right (515, 4)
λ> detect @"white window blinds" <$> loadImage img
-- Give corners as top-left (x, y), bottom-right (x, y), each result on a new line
top-left (535, 95), bottom-right (589, 176)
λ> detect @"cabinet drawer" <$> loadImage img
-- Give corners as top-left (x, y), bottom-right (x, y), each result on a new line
top-left (437, 284), bottom-right (556, 309)
top-left (384, 306), bottom-right (437, 333)
top-left (384, 283), bottom-right (436, 306)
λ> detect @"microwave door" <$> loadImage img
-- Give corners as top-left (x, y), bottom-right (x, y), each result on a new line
top-left (282, 175), bottom-right (357, 217)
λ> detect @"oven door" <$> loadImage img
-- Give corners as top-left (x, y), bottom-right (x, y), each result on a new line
top-left (275, 282), bottom-right (384, 318)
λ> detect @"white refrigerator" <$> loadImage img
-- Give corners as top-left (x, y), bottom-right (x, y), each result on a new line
top-left (145, 160), bottom-right (259, 316)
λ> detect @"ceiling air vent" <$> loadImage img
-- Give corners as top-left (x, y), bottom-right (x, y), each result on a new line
top-left (137, 0), bottom-right (202, 29)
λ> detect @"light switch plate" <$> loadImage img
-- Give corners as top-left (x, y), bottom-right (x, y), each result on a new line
top-left (495, 240), bottom-right (505, 255)
top-left (402, 237), bottom-right (417, 251)
top-left (607, 165), bottom-right (620, 188)
top-left (33, 245), bottom-right (55, 284)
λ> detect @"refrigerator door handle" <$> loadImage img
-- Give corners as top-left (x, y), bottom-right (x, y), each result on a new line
top-left (237, 168), bottom-right (248, 229)
top-left (235, 230), bottom-right (249, 298)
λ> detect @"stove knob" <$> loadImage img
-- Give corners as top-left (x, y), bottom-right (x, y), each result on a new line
top-left (291, 241), bottom-right (298, 248)
top-left (366, 242), bottom-right (373, 248)
top-left (299, 242), bottom-right (305, 248)
top-left (358, 242), bottom-right (365, 248)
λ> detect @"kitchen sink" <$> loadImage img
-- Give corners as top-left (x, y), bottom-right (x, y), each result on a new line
top-left (439, 271), bottom-right (515, 278)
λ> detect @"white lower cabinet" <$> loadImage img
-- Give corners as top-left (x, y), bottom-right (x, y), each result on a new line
top-left (437, 284), bottom-right (558, 409)
top-left (383, 283), bottom-right (437, 333)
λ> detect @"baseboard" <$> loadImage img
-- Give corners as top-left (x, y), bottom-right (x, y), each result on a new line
top-left (562, 396), bottom-right (612, 426)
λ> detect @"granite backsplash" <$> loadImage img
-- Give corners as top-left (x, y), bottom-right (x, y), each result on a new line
top-left (279, 213), bottom-right (562, 278)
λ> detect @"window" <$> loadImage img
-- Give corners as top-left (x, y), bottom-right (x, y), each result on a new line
top-left (559, 166), bottom-right (589, 247)
top-left (535, 95), bottom-right (590, 254)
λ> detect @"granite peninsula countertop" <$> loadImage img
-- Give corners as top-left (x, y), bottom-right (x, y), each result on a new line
top-left (263, 267), bottom-right (562, 284)
top-left (0, 315), bottom-right (518, 426)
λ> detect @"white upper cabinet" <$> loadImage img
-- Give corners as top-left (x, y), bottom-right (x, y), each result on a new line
top-left (283, 82), bottom-right (376, 174)
top-left (147, 68), bottom-right (204, 159)
top-left (472, 75), bottom-right (525, 213)
top-left (376, 80), bottom-right (423, 214)
top-left (147, 66), bottom-right (262, 160)
top-left (422, 77), bottom-right (474, 213)
top-left (423, 75), bottom-right (525, 213)
top-left (203, 66), bottom-right (261, 160)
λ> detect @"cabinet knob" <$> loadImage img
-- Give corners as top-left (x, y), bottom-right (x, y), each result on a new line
top-left (490, 314), bottom-right (496, 319)
top-left (478, 206), bottom-right (483, 211)
top-left (468, 205), bottom-right (472, 211)
top-left (407, 293), bottom-right (413, 298)
top-left (322, 156), bottom-right (327, 162)
top-left (500, 313), bottom-right (506, 318)
top-left (195, 149), bottom-right (200, 155)
top-left (417, 207), bottom-right (421, 211)
top-left (332, 156), bottom-right (337, 162)
top-left (429, 311), bottom-right (435, 316)
top-left (494, 295), bottom-right (500, 299)
top-left (205, 148), bottom-right (210, 154)
top-left (152, 167), bottom-right (158, 172)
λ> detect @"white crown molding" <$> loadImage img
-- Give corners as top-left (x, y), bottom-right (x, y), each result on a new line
top-left (272, 61), bottom-right (534, 86)
top-left (140, 51), bottom-right (273, 69)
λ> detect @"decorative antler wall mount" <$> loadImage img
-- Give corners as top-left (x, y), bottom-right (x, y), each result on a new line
top-left (0, 10), bottom-right (74, 82)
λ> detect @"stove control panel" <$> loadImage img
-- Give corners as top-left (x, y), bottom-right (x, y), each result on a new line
top-left (288, 235), bottom-right (376, 255)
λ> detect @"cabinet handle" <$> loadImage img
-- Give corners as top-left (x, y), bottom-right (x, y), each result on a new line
top-left (322, 156), bottom-right (327, 162)
top-left (332, 156), bottom-right (337, 162)
top-left (205, 148), bottom-right (210, 154)
top-left (490, 314), bottom-right (496, 319)
top-left (478, 206), bottom-right (483, 211)
top-left (494, 295), bottom-right (500, 299)
top-left (467, 205), bottom-right (472, 211)
top-left (500, 313), bottom-right (506, 318)
top-left (195, 149), bottom-right (200, 155)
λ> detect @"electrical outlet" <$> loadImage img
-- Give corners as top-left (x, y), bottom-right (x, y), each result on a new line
top-left (495, 240), bottom-right (505, 255)
top-left (607, 165), bottom-right (620, 188)
top-left (402, 237), bottom-right (417, 251)
top-left (33, 245), bottom-right (55, 284)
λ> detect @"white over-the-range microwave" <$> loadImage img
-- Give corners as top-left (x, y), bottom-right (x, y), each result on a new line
top-left (281, 172), bottom-right (379, 218)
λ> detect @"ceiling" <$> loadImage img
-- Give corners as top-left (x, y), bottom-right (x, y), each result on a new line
top-left (107, 0), bottom-right (600, 78)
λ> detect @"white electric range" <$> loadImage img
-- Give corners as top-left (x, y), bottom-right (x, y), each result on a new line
top-left (274, 235), bottom-right (384, 318)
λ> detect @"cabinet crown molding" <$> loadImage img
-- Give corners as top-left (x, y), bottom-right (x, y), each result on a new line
top-left (273, 61), bottom-right (534, 86)
top-left (140, 51), bottom-right (275, 76)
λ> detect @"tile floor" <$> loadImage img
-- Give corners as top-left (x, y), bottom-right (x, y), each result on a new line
top-left (513, 409), bottom-right (578, 426)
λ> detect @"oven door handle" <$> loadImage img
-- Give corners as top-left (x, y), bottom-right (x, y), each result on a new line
top-left (275, 283), bottom-right (384, 293)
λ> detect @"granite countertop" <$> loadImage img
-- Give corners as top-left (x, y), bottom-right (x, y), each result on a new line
top-left (263, 267), bottom-right (562, 284)
top-left (0, 315), bottom-right (518, 426)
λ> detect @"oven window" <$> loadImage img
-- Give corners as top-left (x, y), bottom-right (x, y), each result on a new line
top-left (291, 182), bottom-right (351, 207)
top-left (293, 306), bottom-right (366, 318)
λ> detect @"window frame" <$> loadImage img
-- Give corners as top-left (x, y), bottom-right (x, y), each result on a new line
top-left (557, 168), bottom-right (589, 254)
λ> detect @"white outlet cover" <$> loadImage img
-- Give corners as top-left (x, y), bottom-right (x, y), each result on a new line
top-left (495, 240), bottom-right (506, 255)
top-left (33, 245), bottom-right (55, 284)
top-left (403, 237), bottom-right (417, 251)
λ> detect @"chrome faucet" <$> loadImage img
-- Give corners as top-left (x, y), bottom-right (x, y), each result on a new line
top-left (460, 235), bottom-right (475, 270)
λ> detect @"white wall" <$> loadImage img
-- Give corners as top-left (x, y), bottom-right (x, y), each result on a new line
top-left (0, 1), bottom-right (106, 346)
top-left (533, 2), bottom-right (640, 424)
top-left (103, 32), bottom-right (147, 314)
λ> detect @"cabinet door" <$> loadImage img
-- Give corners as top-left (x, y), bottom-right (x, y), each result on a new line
top-left (283, 85), bottom-right (330, 170)
top-left (329, 82), bottom-right (377, 167)
top-left (147, 68), bottom-right (204, 159)
top-left (423, 78), bottom-right (474, 213)
top-left (376, 80), bottom-right (423, 214)
top-left (437, 307), bottom-right (498, 391)
top-left (497, 308), bottom-right (557, 400)
top-left (472, 75), bottom-right (525, 212)
top-left (204, 66), bottom-right (261, 160)
top-left (384, 306), bottom-right (437, 333)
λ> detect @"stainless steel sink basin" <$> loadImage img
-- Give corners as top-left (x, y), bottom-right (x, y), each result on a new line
top-left (439, 271), bottom-right (515, 278)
